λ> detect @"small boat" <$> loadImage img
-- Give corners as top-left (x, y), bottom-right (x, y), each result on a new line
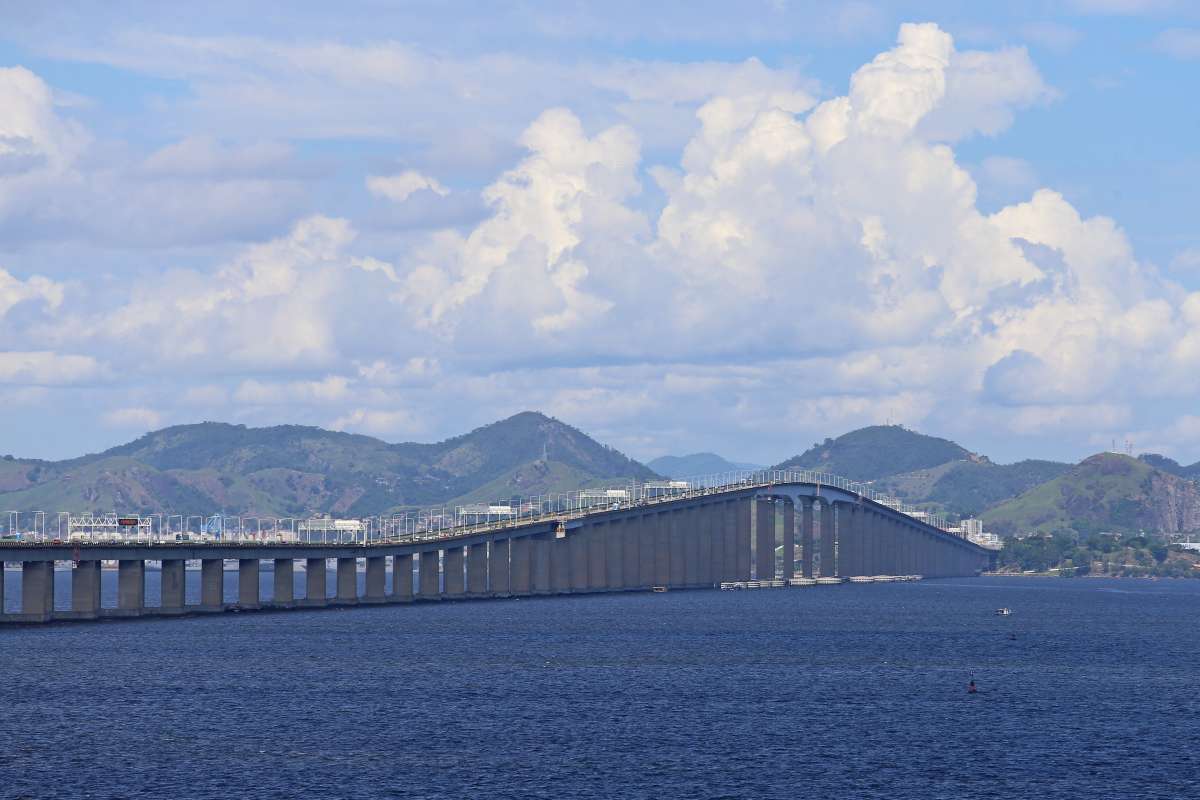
top-left (652, 585), bottom-right (668, 593)
top-left (995, 607), bottom-right (1012, 616)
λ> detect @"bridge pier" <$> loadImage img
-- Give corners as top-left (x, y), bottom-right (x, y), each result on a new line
top-left (419, 551), bottom-right (440, 599)
top-left (488, 541), bottom-right (510, 597)
top-left (238, 559), bottom-right (260, 609)
top-left (754, 498), bottom-right (774, 580)
top-left (781, 500), bottom-right (795, 579)
top-left (588, 524), bottom-right (608, 591)
top-left (568, 528), bottom-right (588, 593)
top-left (466, 545), bottom-right (488, 597)
top-left (21, 561), bottom-right (53, 622)
top-left (117, 560), bottom-right (145, 616)
top-left (161, 559), bottom-right (186, 614)
top-left (303, 558), bottom-right (327, 607)
top-left (641, 515), bottom-right (658, 586)
top-left (202, 558), bottom-right (224, 611)
top-left (532, 534), bottom-right (552, 595)
top-left (819, 501), bottom-right (836, 577)
top-left (622, 520), bottom-right (642, 590)
top-left (273, 558), bottom-right (295, 606)
top-left (668, 510), bottom-right (686, 587)
top-left (71, 560), bottom-right (101, 619)
top-left (335, 556), bottom-right (358, 603)
top-left (510, 537), bottom-right (531, 595)
top-left (444, 547), bottom-right (465, 598)
top-left (735, 499), bottom-right (752, 580)
top-left (392, 554), bottom-right (413, 601)
top-left (800, 499), bottom-right (814, 578)
top-left (683, 508), bottom-right (701, 587)
top-left (606, 520), bottom-right (625, 590)
top-left (695, 507), bottom-right (712, 587)
top-left (365, 556), bottom-right (387, 603)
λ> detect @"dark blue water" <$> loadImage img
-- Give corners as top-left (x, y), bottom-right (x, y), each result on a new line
top-left (2, 577), bottom-right (1198, 799)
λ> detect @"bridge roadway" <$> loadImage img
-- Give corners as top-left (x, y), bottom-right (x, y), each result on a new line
top-left (0, 477), bottom-right (992, 624)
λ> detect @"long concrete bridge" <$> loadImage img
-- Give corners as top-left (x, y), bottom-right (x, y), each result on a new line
top-left (0, 472), bottom-right (992, 624)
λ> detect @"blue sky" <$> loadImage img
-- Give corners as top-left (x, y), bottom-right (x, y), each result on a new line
top-left (1, 1), bottom-right (1199, 466)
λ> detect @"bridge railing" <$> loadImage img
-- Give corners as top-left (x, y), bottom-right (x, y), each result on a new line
top-left (3, 468), bottom-right (954, 547)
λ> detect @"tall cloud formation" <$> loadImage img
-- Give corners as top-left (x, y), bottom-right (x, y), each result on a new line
top-left (2, 23), bottom-right (1196, 461)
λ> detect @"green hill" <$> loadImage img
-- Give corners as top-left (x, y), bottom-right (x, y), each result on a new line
top-left (879, 459), bottom-right (1072, 517)
top-left (772, 425), bottom-right (975, 482)
top-left (982, 453), bottom-right (1200, 537)
top-left (646, 452), bottom-right (757, 478)
top-left (0, 412), bottom-right (659, 517)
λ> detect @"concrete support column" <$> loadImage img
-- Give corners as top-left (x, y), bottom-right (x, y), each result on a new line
top-left (819, 502), bottom-right (836, 577)
top-left (606, 520), bottom-right (626, 590)
top-left (755, 498), bottom-right (775, 580)
top-left (550, 532), bottom-right (570, 594)
top-left (273, 559), bottom-right (295, 606)
top-left (637, 516), bottom-right (656, 588)
top-left (668, 510), bottom-right (686, 587)
top-left (22, 561), bottom-right (54, 622)
top-left (622, 520), bottom-right (642, 590)
top-left (653, 513), bottom-right (671, 586)
top-left (305, 558), bottom-right (328, 606)
top-left (735, 498), bottom-right (752, 580)
top-left (489, 541), bottom-right (510, 597)
top-left (202, 558), bottom-right (224, 610)
top-left (444, 547), bottom-right (465, 597)
top-left (695, 507), bottom-right (712, 587)
top-left (588, 524), bottom-right (608, 591)
top-left (800, 499), bottom-right (814, 578)
top-left (392, 554), bottom-right (414, 601)
top-left (467, 545), bottom-right (488, 597)
top-left (71, 560), bottom-right (101, 619)
top-left (0, 563), bottom-right (5, 616)
top-left (721, 502), bottom-right (738, 581)
top-left (569, 527), bottom-right (589, 592)
top-left (684, 507), bottom-right (701, 587)
top-left (333, 561), bottom-right (355, 604)
top-left (781, 501), bottom-right (796, 580)
top-left (419, 551), bottom-right (440, 599)
top-left (510, 537), bottom-right (531, 595)
top-left (366, 556), bottom-right (387, 602)
top-left (160, 559), bottom-right (186, 613)
top-left (238, 559), bottom-right (260, 609)
top-left (531, 534), bottom-right (552, 595)
top-left (843, 504), bottom-right (861, 577)
top-left (118, 560), bottom-right (146, 615)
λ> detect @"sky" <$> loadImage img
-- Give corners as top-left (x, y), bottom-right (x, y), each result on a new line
top-left (2, 0), bottom-right (1200, 466)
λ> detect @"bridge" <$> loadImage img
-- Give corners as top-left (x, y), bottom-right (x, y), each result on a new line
top-left (0, 470), bottom-right (992, 624)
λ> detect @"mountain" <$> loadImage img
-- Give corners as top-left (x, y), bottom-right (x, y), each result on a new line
top-left (772, 425), bottom-right (977, 482)
top-left (646, 452), bottom-right (760, 478)
top-left (982, 453), bottom-right (1200, 537)
top-left (1138, 453), bottom-right (1200, 480)
top-left (878, 459), bottom-right (1072, 517)
top-left (0, 412), bottom-right (659, 517)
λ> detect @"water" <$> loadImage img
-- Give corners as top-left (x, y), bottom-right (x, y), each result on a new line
top-left (1, 577), bottom-right (1198, 799)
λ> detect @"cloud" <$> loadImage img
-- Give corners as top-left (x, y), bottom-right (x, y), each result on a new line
top-left (0, 351), bottom-right (103, 385)
top-left (1153, 29), bottom-right (1200, 60)
top-left (1069, 0), bottom-right (1174, 12)
top-left (0, 268), bottom-right (63, 318)
top-left (1169, 247), bottom-right (1200, 273)
top-left (12, 21), bottom-right (1200, 465)
top-left (366, 170), bottom-right (449, 203)
top-left (102, 407), bottom-right (163, 429)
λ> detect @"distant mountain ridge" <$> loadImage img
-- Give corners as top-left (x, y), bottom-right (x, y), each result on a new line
top-left (772, 425), bottom-right (979, 481)
top-left (646, 452), bottom-right (760, 478)
top-left (0, 412), bottom-right (659, 517)
top-left (983, 453), bottom-right (1200, 537)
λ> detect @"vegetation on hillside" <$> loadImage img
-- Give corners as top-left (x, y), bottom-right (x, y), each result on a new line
top-left (773, 425), bottom-right (973, 482)
top-left (981, 453), bottom-right (1200, 537)
top-left (995, 532), bottom-right (1200, 578)
top-left (0, 412), bottom-right (659, 517)
top-left (646, 452), bottom-right (749, 478)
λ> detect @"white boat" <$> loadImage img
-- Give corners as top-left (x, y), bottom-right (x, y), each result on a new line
top-left (995, 607), bottom-right (1012, 616)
